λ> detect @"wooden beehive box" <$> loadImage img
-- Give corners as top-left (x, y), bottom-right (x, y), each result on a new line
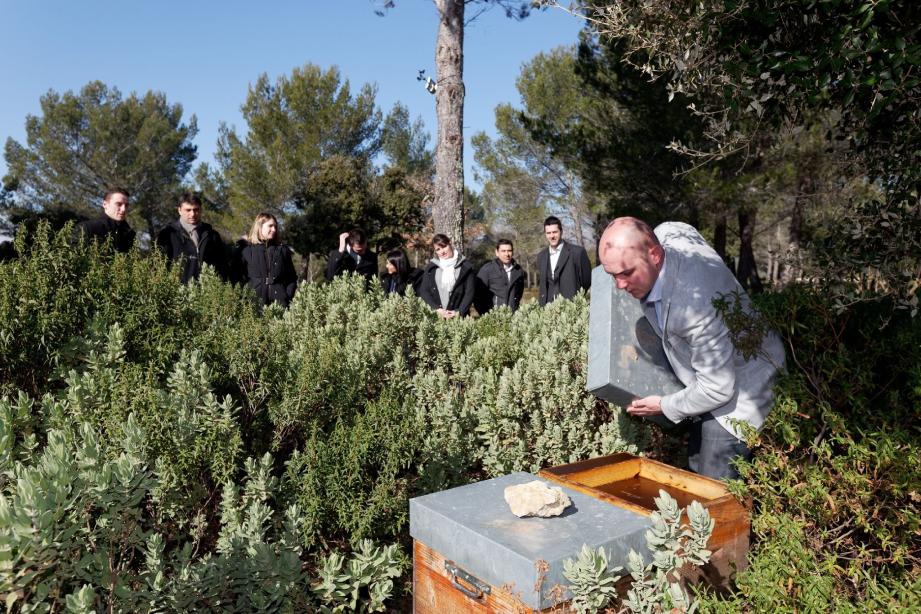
top-left (410, 456), bottom-right (750, 612)
top-left (410, 472), bottom-right (651, 613)
top-left (538, 452), bottom-right (751, 587)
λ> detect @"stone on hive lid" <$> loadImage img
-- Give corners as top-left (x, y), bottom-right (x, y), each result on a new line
top-left (503, 480), bottom-right (572, 518)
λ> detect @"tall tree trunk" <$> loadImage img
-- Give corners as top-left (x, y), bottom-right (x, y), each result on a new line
top-left (781, 173), bottom-right (812, 285)
top-left (145, 216), bottom-right (156, 247)
top-left (736, 208), bottom-right (763, 293)
top-left (433, 0), bottom-right (465, 250)
top-left (713, 212), bottom-right (729, 270)
top-left (567, 171), bottom-right (587, 249)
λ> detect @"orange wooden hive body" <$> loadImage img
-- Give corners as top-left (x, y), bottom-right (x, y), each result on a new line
top-left (412, 453), bottom-right (750, 612)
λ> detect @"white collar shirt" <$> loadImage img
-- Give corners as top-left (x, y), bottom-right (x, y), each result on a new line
top-left (549, 242), bottom-right (563, 279)
top-left (644, 255), bottom-right (668, 329)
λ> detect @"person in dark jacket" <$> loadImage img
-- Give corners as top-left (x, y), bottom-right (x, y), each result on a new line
top-left (537, 215), bottom-right (592, 306)
top-left (475, 238), bottom-right (525, 314)
top-left (415, 234), bottom-right (475, 319)
top-left (380, 248), bottom-right (420, 296)
top-left (155, 192), bottom-right (228, 283)
top-left (235, 212), bottom-right (297, 307)
top-left (77, 188), bottom-right (135, 253)
top-left (326, 228), bottom-right (377, 286)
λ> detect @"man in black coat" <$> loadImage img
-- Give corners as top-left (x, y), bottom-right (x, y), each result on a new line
top-left (537, 215), bottom-right (592, 306)
top-left (476, 238), bottom-right (525, 314)
top-left (77, 188), bottom-right (136, 253)
top-left (325, 228), bottom-right (377, 286)
top-left (155, 192), bottom-right (228, 283)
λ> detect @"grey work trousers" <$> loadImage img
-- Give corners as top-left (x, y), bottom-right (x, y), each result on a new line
top-left (687, 413), bottom-right (752, 480)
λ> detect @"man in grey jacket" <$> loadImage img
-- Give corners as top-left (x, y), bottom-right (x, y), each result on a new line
top-left (598, 217), bottom-right (786, 479)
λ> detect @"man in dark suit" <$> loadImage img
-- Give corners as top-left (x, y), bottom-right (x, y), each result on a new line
top-left (77, 187), bottom-right (136, 253)
top-left (325, 228), bottom-right (377, 286)
top-left (537, 216), bottom-right (591, 306)
top-left (155, 192), bottom-right (228, 283)
top-left (475, 238), bottom-right (525, 313)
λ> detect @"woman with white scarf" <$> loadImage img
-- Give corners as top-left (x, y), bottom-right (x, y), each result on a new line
top-left (415, 233), bottom-right (476, 319)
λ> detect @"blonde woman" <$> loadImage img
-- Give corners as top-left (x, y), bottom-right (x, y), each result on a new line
top-left (235, 213), bottom-right (297, 307)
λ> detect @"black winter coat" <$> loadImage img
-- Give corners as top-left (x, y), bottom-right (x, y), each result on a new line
top-left (416, 258), bottom-right (476, 316)
top-left (475, 259), bottom-right (525, 313)
top-left (235, 241), bottom-right (298, 307)
top-left (380, 269), bottom-right (422, 296)
top-left (326, 249), bottom-right (378, 286)
top-left (155, 221), bottom-right (228, 283)
top-left (76, 215), bottom-right (135, 253)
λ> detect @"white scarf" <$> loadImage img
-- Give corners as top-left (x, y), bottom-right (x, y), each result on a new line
top-left (434, 254), bottom-right (459, 307)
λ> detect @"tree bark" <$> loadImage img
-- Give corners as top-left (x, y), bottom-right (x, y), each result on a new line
top-left (713, 212), bottom-right (729, 269)
top-left (781, 172), bottom-right (812, 285)
top-left (433, 0), bottom-right (465, 250)
top-left (736, 208), bottom-right (763, 293)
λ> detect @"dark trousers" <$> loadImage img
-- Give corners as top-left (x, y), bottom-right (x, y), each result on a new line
top-left (687, 413), bottom-right (752, 480)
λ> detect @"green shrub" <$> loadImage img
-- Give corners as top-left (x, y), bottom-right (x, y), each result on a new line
top-left (283, 383), bottom-right (422, 548)
top-left (0, 413), bottom-right (405, 613)
top-left (38, 322), bottom-right (243, 530)
top-left (0, 233), bottom-right (673, 609)
top-left (698, 285), bottom-right (921, 611)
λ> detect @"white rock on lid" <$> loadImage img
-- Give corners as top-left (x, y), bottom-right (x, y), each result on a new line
top-left (503, 480), bottom-right (572, 518)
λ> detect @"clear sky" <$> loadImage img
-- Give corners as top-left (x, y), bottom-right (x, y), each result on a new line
top-left (0, 1), bottom-right (584, 190)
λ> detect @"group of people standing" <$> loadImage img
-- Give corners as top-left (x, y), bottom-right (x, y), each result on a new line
top-left (79, 190), bottom-right (300, 305)
top-left (322, 217), bottom-right (593, 318)
top-left (77, 189), bottom-right (594, 316)
top-left (78, 188), bottom-right (784, 481)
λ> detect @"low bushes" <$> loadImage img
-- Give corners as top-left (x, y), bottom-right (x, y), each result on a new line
top-left (698, 285), bottom-right (921, 610)
top-left (0, 224), bottom-right (646, 610)
top-left (1, 224), bottom-right (918, 610)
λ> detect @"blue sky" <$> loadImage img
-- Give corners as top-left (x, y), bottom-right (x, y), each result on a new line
top-left (0, 1), bottom-right (584, 190)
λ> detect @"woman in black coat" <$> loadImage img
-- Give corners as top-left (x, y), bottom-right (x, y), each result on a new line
top-left (380, 248), bottom-right (420, 296)
top-left (235, 213), bottom-right (297, 307)
top-left (414, 234), bottom-right (475, 319)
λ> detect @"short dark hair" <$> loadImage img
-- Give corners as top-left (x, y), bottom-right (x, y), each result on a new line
top-left (432, 233), bottom-right (452, 248)
top-left (496, 238), bottom-right (513, 250)
top-left (543, 216), bottom-right (562, 231)
top-left (178, 192), bottom-right (203, 207)
top-left (347, 228), bottom-right (367, 246)
top-left (104, 187), bottom-right (130, 202)
top-left (386, 248), bottom-right (410, 280)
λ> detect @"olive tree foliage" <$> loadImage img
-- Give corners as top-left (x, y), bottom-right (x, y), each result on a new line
top-left (541, 0), bottom-right (921, 308)
top-left (3, 81), bottom-right (197, 238)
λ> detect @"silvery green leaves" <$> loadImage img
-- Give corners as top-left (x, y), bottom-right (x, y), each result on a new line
top-left (623, 490), bottom-right (714, 614)
top-left (562, 544), bottom-right (623, 614)
top-left (312, 539), bottom-right (405, 613)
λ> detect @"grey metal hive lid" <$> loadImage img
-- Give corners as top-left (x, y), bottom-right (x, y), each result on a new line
top-left (587, 266), bottom-right (683, 429)
top-left (410, 472), bottom-right (652, 610)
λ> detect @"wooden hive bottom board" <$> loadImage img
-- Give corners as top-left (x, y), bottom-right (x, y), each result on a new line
top-left (413, 540), bottom-right (635, 613)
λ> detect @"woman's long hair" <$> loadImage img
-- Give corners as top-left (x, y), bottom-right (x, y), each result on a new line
top-left (246, 212), bottom-right (280, 245)
top-left (386, 249), bottom-right (410, 281)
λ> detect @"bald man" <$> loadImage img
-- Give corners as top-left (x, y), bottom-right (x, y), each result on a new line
top-left (598, 217), bottom-right (785, 480)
